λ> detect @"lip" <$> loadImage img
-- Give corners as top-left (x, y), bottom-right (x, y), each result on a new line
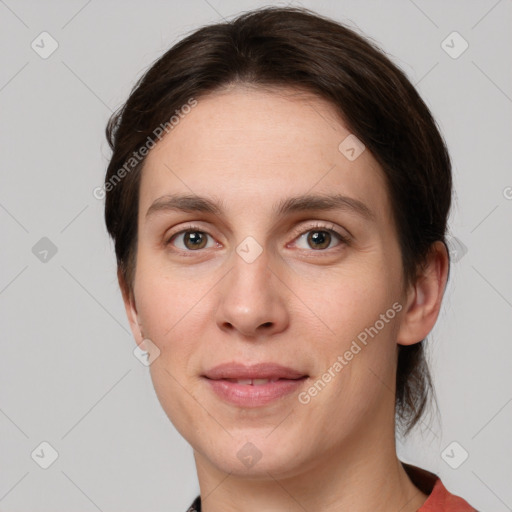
top-left (203, 362), bottom-right (307, 380)
top-left (202, 362), bottom-right (308, 407)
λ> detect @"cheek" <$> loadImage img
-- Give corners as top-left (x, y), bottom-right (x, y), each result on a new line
top-left (146, 356), bottom-right (204, 445)
top-left (133, 269), bottom-right (210, 437)
top-left (294, 263), bottom-right (401, 343)
top-left (133, 247), bottom-right (206, 336)
top-left (297, 266), bottom-right (402, 401)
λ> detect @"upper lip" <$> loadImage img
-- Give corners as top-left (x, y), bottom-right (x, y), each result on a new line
top-left (203, 362), bottom-right (307, 380)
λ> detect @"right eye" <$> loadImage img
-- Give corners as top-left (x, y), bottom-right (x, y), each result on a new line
top-left (166, 226), bottom-right (217, 251)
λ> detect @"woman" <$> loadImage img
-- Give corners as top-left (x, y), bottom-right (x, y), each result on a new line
top-left (103, 6), bottom-right (477, 511)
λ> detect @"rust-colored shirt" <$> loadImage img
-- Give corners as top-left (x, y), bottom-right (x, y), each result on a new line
top-left (404, 462), bottom-right (478, 511)
top-left (186, 463), bottom-right (478, 511)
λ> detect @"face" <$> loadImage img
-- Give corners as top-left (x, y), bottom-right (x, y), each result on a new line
top-left (125, 86), bottom-right (411, 479)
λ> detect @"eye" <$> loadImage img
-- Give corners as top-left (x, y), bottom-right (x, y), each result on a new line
top-left (292, 223), bottom-right (349, 251)
top-left (166, 226), bottom-right (216, 251)
top-left (165, 222), bottom-right (350, 253)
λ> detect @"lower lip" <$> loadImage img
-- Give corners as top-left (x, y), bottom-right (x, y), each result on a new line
top-left (204, 377), bottom-right (308, 407)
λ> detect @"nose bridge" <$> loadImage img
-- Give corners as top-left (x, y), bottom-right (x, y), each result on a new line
top-left (215, 238), bottom-right (288, 336)
top-left (228, 240), bottom-right (274, 311)
top-left (232, 242), bottom-right (271, 298)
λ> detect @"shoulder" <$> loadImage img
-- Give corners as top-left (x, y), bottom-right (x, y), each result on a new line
top-left (403, 462), bottom-right (478, 511)
top-left (421, 479), bottom-right (478, 511)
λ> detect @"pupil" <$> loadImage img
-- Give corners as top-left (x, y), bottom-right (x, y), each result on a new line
top-left (309, 231), bottom-right (330, 249)
top-left (186, 232), bottom-right (205, 249)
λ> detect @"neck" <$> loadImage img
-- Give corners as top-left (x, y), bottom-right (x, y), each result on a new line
top-left (193, 413), bottom-right (428, 512)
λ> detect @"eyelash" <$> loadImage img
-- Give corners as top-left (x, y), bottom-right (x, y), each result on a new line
top-left (165, 222), bottom-right (350, 253)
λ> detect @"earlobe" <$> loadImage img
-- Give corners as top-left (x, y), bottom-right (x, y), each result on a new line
top-left (397, 241), bottom-right (449, 346)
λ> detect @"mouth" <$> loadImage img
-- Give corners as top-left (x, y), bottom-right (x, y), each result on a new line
top-left (221, 377), bottom-right (298, 385)
top-left (202, 362), bottom-right (309, 407)
top-left (202, 361), bottom-right (308, 381)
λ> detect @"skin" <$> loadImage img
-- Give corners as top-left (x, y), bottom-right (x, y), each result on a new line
top-left (120, 85), bottom-right (449, 512)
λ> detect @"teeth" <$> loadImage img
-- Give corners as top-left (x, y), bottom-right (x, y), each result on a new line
top-left (236, 379), bottom-right (253, 385)
top-left (227, 378), bottom-right (279, 385)
top-left (253, 379), bottom-right (271, 386)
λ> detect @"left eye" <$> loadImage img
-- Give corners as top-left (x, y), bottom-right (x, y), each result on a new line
top-left (294, 228), bottom-right (346, 250)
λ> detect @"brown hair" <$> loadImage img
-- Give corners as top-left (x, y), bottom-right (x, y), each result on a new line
top-left (104, 6), bottom-right (452, 435)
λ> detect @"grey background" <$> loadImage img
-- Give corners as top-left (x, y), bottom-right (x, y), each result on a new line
top-left (0, 1), bottom-right (511, 510)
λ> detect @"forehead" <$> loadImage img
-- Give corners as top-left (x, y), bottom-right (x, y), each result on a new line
top-left (139, 86), bottom-right (391, 222)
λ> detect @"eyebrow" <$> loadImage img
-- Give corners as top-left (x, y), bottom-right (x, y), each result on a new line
top-left (145, 193), bottom-right (375, 222)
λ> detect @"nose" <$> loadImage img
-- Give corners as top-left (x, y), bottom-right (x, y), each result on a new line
top-left (215, 248), bottom-right (289, 338)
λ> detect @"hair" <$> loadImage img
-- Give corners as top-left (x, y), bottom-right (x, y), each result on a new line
top-left (104, 6), bottom-right (452, 436)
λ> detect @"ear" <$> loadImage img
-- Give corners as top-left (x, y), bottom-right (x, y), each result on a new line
top-left (397, 241), bottom-right (450, 346)
top-left (118, 267), bottom-right (144, 346)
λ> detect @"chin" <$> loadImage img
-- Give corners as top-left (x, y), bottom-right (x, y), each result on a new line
top-left (200, 433), bottom-right (309, 480)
